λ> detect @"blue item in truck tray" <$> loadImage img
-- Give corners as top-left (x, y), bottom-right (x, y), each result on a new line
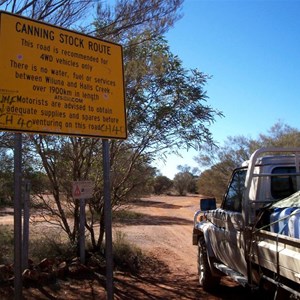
top-left (270, 207), bottom-right (297, 235)
top-left (270, 208), bottom-right (281, 233)
top-left (288, 208), bottom-right (300, 239)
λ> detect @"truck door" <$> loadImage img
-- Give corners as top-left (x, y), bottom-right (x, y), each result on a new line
top-left (211, 168), bottom-right (248, 276)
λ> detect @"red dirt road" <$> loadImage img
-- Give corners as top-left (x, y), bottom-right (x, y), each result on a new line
top-left (113, 195), bottom-right (249, 299)
top-left (0, 195), bottom-right (251, 299)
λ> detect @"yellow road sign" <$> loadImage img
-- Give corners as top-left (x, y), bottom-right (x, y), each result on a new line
top-left (0, 11), bottom-right (127, 139)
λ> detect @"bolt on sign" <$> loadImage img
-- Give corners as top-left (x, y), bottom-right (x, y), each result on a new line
top-left (0, 11), bottom-right (127, 139)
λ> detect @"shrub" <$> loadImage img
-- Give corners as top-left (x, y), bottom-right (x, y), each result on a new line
top-left (0, 225), bottom-right (14, 264)
top-left (152, 176), bottom-right (173, 195)
top-left (29, 233), bottom-right (76, 262)
top-left (113, 231), bottom-right (144, 274)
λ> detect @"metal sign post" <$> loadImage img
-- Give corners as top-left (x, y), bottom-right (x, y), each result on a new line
top-left (102, 139), bottom-right (114, 300)
top-left (22, 180), bottom-right (31, 270)
top-left (79, 199), bottom-right (86, 264)
top-left (14, 133), bottom-right (22, 300)
top-left (72, 181), bottom-right (94, 264)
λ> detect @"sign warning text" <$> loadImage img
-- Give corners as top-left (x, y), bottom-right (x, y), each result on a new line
top-left (0, 12), bottom-right (127, 139)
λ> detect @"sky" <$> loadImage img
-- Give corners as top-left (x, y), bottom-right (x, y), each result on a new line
top-left (155, 0), bottom-right (300, 179)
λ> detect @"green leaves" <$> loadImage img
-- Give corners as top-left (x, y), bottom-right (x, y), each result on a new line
top-left (124, 36), bottom-right (221, 152)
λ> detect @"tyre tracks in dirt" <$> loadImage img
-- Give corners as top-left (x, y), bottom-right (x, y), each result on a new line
top-left (114, 195), bottom-right (249, 300)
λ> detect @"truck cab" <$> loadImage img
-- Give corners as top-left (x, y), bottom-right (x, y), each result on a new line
top-left (193, 148), bottom-right (300, 297)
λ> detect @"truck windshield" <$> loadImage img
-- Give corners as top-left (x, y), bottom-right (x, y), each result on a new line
top-left (223, 168), bottom-right (247, 212)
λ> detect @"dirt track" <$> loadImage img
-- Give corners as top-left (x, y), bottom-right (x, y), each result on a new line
top-left (113, 195), bottom-right (250, 299)
top-left (0, 195), bottom-right (252, 299)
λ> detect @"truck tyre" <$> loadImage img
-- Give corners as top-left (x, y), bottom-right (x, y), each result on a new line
top-left (198, 235), bottom-right (220, 291)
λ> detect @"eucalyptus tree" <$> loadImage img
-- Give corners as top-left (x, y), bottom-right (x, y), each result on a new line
top-left (0, 0), bottom-right (222, 250)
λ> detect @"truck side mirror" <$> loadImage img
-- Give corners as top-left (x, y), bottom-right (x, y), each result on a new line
top-left (200, 198), bottom-right (217, 211)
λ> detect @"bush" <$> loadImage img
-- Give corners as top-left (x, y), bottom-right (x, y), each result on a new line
top-left (113, 231), bottom-right (144, 274)
top-left (173, 172), bottom-right (194, 196)
top-left (152, 176), bottom-right (173, 195)
top-left (29, 234), bottom-right (76, 262)
top-left (0, 225), bottom-right (14, 264)
top-left (0, 224), bottom-right (78, 264)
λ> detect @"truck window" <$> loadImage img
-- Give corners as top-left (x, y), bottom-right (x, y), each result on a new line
top-left (271, 167), bottom-right (297, 199)
top-left (223, 169), bottom-right (247, 212)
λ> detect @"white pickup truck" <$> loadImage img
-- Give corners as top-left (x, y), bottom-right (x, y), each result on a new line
top-left (193, 147), bottom-right (300, 299)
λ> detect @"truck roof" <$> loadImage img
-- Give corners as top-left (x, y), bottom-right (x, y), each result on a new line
top-left (242, 155), bottom-right (298, 168)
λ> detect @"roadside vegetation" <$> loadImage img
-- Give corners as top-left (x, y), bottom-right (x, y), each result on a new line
top-left (0, 225), bottom-right (14, 264)
top-left (0, 223), bottom-right (150, 278)
top-left (113, 231), bottom-right (145, 274)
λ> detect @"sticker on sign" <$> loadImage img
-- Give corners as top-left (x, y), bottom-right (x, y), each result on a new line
top-left (72, 181), bottom-right (94, 199)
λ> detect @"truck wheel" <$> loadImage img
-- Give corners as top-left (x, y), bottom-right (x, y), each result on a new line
top-left (198, 235), bottom-right (220, 291)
